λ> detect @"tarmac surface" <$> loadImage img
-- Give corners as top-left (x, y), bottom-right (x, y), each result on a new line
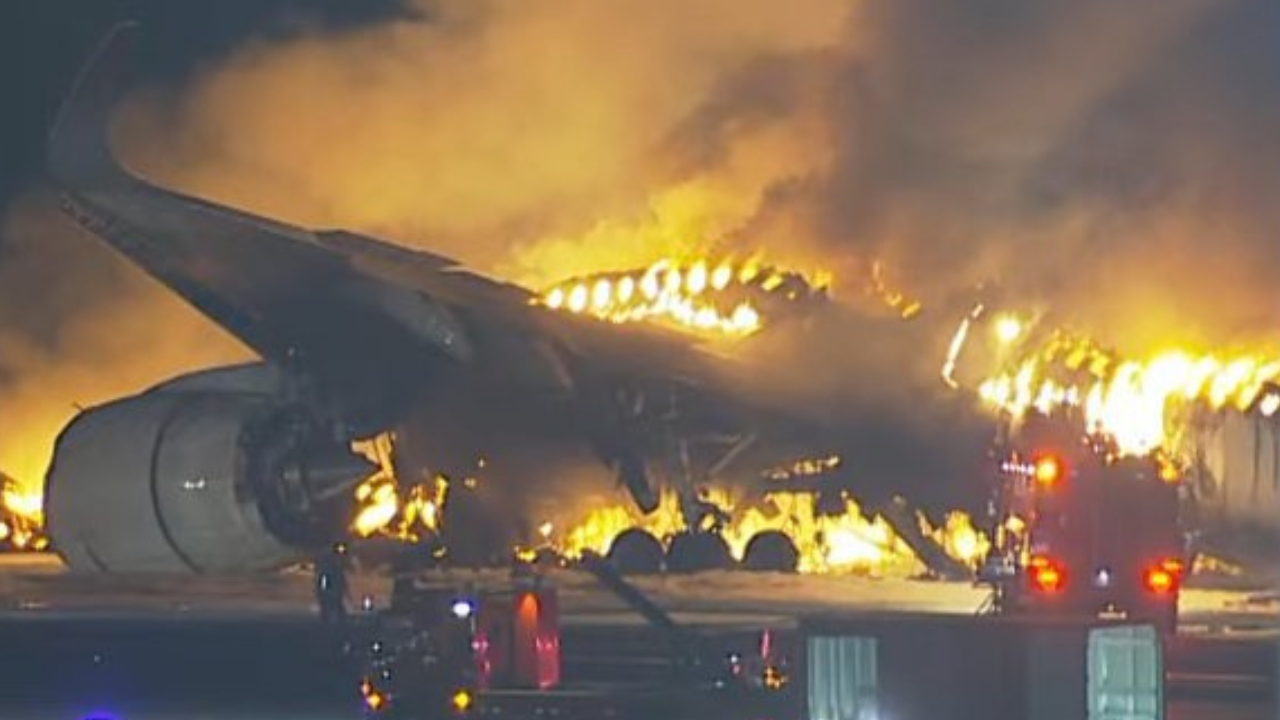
top-left (0, 553), bottom-right (1272, 719)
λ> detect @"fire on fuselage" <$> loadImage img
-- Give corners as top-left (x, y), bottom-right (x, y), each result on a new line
top-left (539, 258), bottom-right (828, 339)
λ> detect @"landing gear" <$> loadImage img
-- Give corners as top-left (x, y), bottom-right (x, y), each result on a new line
top-left (607, 528), bottom-right (665, 575)
top-left (665, 531), bottom-right (734, 573)
top-left (741, 531), bottom-right (800, 573)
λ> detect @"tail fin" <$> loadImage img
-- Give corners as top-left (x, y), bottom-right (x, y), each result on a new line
top-left (47, 22), bottom-right (140, 191)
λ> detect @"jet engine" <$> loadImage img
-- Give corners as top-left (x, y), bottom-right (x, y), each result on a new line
top-left (45, 365), bottom-right (373, 573)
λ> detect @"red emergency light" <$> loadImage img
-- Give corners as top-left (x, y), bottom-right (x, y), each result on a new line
top-left (475, 586), bottom-right (562, 691)
top-left (1033, 454), bottom-right (1064, 487)
top-left (1029, 555), bottom-right (1066, 593)
top-left (1143, 558), bottom-right (1185, 595)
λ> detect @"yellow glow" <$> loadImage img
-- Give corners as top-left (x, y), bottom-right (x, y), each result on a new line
top-left (973, 329), bottom-right (1280, 456)
top-left (591, 279), bottom-right (612, 309)
top-left (711, 263), bottom-right (733, 290)
top-left (540, 257), bottom-right (788, 338)
top-left (452, 689), bottom-right (474, 713)
top-left (688, 261), bottom-right (708, 294)
top-left (922, 511), bottom-right (990, 566)
top-left (544, 287), bottom-right (565, 310)
top-left (1259, 392), bottom-right (1280, 417)
top-left (1034, 456), bottom-right (1062, 486)
top-left (617, 276), bottom-right (636, 304)
top-left (567, 284), bottom-right (589, 313)
top-left (551, 484), bottom-right (986, 575)
top-left (350, 435), bottom-right (448, 542)
top-left (1, 489), bottom-right (43, 520)
top-left (763, 665), bottom-right (788, 690)
top-left (994, 315), bottom-right (1024, 345)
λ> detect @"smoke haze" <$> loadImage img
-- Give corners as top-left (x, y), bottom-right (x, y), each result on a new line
top-left (115, 0), bottom-right (1280, 349)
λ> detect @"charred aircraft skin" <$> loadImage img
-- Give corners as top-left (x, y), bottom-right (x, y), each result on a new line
top-left (45, 25), bottom-right (995, 573)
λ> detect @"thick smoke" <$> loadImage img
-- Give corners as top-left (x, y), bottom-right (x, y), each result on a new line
top-left (116, 0), bottom-right (1279, 352)
top-left (118, 0), bottom-right (851, 283)
top-left (4, 0), bottom-right (1278, 494)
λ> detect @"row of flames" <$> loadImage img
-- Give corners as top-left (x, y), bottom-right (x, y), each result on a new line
top-left (964, 316), bottom-right (1280, 456)
top-left (349, 467), bottom-right (991, 578)
top-left (539, 257), bottom-right (816, 338)
top-left (8, 250), bottom-right (1273, 575)
top-left (545, 487), bottom-right (989, 576)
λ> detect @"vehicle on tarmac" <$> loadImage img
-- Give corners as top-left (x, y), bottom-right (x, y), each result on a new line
top-left (980, 413), bottom-right (1187, 632)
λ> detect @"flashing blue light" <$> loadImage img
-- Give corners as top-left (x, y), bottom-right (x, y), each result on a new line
top-left (82, 713), bottom-right (118, 720)
top-left (451, 598), bottom-right (476, 619)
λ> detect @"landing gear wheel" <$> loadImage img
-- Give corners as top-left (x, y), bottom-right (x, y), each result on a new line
top-left (665, 531), bottom-right (733, 573)
top-left (742, 530), bottom-right (799, 573)
top-left (607, 529), bottom-right (665, 575)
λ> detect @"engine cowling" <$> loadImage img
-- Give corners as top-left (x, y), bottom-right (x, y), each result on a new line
top-left (46, 372), bottom-right (371, 574)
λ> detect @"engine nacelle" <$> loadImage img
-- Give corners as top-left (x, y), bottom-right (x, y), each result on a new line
top-left (46, 369), bottom-right (371, 574)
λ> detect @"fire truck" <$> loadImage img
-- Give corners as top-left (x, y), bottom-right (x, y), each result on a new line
top-left (349, 557), bottom-right (793, 719)
top-left (979, 412), bottom-right (1188, 633)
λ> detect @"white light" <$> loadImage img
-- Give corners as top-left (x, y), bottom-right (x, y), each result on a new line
top-left (1094, 568), bottom-right (1112, 587)
top-left (1259, 393), bottom-right (1280, 417)
top-left (993, 314), bottom-right (1024, 345)
top-left (451, 599), bottom-right (475, 620)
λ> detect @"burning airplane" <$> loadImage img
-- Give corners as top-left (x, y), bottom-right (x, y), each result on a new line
top-left (43, 26), bottom-right (985, 575)
top-left (37, 25), bottom-right (1278, 578)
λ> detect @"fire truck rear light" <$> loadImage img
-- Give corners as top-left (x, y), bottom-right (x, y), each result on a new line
top-left (1029, 555), bottom-right (1066, 593)
top-left (1144, 567), bottom-right (1176, 594)
top-left (1033, 455), bottom-right (1063, 486)
top-left (1145, 558), bottom-right (1184, 594)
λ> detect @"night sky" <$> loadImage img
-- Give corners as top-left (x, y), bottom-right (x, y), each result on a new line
top-left (1, 0), bottom-right (403, 213)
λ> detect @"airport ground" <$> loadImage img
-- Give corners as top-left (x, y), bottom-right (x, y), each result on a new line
top-left (0, 554), bottom-right (1273, 720)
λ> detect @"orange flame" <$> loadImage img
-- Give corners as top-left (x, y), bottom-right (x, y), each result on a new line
top-left (0, 478), bottom-right (48, 552)
top-left (972, 327), bottom-right (1280, 456)
top-left (542, 257), bottom-right (768, 337)
top-left (550, 486), bottom-right (987, 575)
top-left (349, 434), bottom-right (446, 541)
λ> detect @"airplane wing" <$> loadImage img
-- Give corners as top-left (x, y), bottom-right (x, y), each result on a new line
top-left (49, 24), bottom-right (757, 432)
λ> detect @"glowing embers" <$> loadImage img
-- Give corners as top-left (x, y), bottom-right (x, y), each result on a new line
top-left (540, 257), bottom-right (824, 338)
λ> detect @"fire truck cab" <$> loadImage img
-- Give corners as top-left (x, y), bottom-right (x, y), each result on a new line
top-left (982, 415), bottom-right (1186, 633)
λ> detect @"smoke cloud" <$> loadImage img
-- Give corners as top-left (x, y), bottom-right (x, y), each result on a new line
top-left (115, 0), bottom-right (1279, 353)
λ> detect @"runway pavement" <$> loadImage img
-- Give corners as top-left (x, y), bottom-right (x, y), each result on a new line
top-left (0, 553), bottom-right (1272, 719)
